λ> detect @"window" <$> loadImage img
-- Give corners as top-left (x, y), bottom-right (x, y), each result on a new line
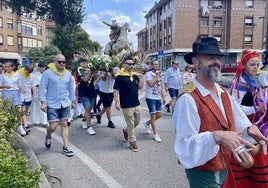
top-left (214, 17), bottom-right (222, 26)
top-left (246, 0), bottom-right (253, 8)
top-left (6, 6), bottom-right (12, 13)
top-left (214, 0), bottom-right (223, 6)
top-left (244, 35), bottom-right (252, 44)
top-left (37, 40), bottom-right (42, 47)
top-left (245, 17), bottom-right (253, 26)
top-left (7, 36), bottom-right (14, 46)
top-left (7, 19), bottom-right (13, 30)
top-left (214, 35), bottom-right (222, 44)
top-left (0, 17), bottom-right (2, 28)
top-left (37, 26), bottom-right (42, 35)
top-left (0, 34), bottom-right (3, 45)
top-left (201, 0), bottom-right (209, 6)
top-left (200, 18), bottom-right (209, 26)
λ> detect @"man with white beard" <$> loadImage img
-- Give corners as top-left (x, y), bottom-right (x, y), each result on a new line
top-left (172, 37), bottom-right (268, 188)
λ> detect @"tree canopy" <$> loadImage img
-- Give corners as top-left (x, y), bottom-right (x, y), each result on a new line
top-left (27, 45), bottom-right (61, 65)
top-left (7, 0), bottom-right (101, 62)
top-left (7, 0), bottom-right (84, 26)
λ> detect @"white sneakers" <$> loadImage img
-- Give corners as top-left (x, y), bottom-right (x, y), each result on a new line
top-left (143, 123), bottom-right (151, 134)
top-left (81, 120), bottom-right (87, 129)
top-left (153, 134), bottom-right (161, 143)
top-left (17, 125), bottom-right (26, 136)
top-left (87, 126), bottom-right (96, 135)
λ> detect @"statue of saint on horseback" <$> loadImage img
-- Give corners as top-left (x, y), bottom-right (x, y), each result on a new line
top-left (103, 20), bottom-right (132, 56)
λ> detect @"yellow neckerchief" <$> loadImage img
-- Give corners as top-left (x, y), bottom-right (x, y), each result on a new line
top-left (17, 68), bottom-right (32, 79)
top-left (5, 71), bottom-right (15, 78)
top-left (48, 63), bottom-right (66, 78)
top-left (117, 68), bottom-right (134, 81)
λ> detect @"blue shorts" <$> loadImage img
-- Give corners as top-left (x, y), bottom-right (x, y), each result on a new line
top-left (47, 106), bottom-right (70, 122)
top-left (2, 90), bottom-right (21, 107)
top-left (146, 98), bottom-right (162, 114)
top-left (22, 101), bottom-right (32, 107)
top-left (168, 88), bottom-right (179, 99)
top-left (80, 96), bottom-right (95, 109)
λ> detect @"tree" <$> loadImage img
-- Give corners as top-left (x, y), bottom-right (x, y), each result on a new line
top-left (7, 0), bottom-right (101, 62)
top-left (26, 45), bottom-right (60, 65)
top-left (52, 25), bottom-right (100, 62)
top-left (7, 0), bottom-right (84, 26)
top-left (26, 47), bottom-right (44, 63)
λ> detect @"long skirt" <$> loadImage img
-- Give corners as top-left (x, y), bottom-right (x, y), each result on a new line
top-left (28, 100), bottom-right (47, 125)
top-left (223, 151), bottom-right (268, 188)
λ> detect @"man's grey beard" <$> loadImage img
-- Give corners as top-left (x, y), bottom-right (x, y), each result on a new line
top-left (198, 62), bottom-right (222, 82)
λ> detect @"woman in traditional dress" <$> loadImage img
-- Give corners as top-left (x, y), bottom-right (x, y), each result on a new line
top-left (224, 49), bottom-right (268, 188)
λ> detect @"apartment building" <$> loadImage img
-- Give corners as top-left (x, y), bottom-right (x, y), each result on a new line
top-left (0, 0), bottom-right (46, 65)
top-left (138, 0), bottom-right (266, 69)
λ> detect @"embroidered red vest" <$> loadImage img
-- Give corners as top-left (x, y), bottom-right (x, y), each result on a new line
top-left (189, 85), bottom-right (236, 172)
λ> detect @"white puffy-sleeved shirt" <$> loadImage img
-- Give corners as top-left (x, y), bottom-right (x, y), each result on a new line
top-left (173, 79), bottom-right (253, 169)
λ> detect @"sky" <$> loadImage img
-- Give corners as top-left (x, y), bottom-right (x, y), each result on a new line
top-left (81, 0), bottom-right (155, 52)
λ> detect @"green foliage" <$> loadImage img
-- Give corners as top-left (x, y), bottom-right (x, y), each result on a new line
top-left (0, 99), bottom-right (41, 187)
top-left (7, 0), bottom-right (84, 26)
top-left (26, 47), bottom-right (44, 63)
top-left (52, 25), bottom-right (100, 62)
top-left (26, 45), bottom-right (60, 65)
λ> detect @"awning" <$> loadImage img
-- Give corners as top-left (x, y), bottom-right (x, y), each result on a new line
top-left (0, 52), bottom-right (21, 59)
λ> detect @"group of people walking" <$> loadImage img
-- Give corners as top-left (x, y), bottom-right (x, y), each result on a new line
top-left (1, 36), bottom-right (268, 187)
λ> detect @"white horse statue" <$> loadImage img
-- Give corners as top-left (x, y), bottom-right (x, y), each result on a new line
top-left (104, 22), bottom-right (131, 56)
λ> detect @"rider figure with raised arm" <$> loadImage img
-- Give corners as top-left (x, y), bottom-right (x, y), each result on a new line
top-left (103, 20), bottom-right (121, 43)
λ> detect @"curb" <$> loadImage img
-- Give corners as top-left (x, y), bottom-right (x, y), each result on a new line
top-left (14, 132), bottom-right (51, 188)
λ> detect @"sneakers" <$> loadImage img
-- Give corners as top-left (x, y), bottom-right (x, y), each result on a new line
top-left (17, 125), bottom-right (26, 136)
top-left (165, 104), bottom-right (170, 113)
top-left (153, 134), bottom-right (162, 143)
top-left (122, 129), bottom-right (128, 142)
top-left (62, 146), bottom-right (74, 157)
top-left (81, 119), bottom-right (87, 129)
top-left (78, 114), bottom-right (83, 118)
top-left (45, 136), bottom-right (51, 149)
top-left (129, 141), bottom-right (138, 152)
top-left (23, 125), bottom-right (31, 133)
top-left (108, 121), bottom-right (115, 128)
top-left (87, 126), bottom-right (96, 135)
top-left (143, 123), bottom-right (151, 134)
top-left (96, 114), bottom-right (101, 124)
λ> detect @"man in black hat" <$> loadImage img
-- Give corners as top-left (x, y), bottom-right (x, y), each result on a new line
top-left (172, 37), bottom-right (268, 187)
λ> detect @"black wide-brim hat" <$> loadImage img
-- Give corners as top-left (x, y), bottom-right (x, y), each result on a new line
top-left (184, 37), bottom-right (228, 64)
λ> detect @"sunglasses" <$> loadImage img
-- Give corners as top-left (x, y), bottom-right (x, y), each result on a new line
top-left (127, 63), bottom-right (134, 66)
top-left (58, 61), bottom-right (66, 64)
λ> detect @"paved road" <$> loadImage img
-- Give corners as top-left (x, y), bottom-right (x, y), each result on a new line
top-left (21, 74), bottom-right (234, 188)
top-left (23, 90), bottom-right (189, 188)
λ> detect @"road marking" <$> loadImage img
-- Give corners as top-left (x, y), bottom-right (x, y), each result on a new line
top-left (35, 127), bottom-right (123, 188)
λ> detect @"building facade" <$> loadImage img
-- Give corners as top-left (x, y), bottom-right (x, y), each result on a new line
top-left (0, 0), bottom-right (46, 65)
top-left (138, 0), bottom-right (266, 69)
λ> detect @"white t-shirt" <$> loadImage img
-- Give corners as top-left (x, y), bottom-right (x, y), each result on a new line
top-left (145, 71), bottom-right (164, 100)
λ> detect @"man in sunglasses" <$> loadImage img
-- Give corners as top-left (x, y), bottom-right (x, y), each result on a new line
top-left (39, 54), bottom-right (76, 157)
top-left (113, 57), bottom-right (144, 152)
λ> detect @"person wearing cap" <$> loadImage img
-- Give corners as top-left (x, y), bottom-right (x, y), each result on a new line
top-left (172, 37), bottom-right (268, 188)
top-left (225, 50), bottom-right (268, 187)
